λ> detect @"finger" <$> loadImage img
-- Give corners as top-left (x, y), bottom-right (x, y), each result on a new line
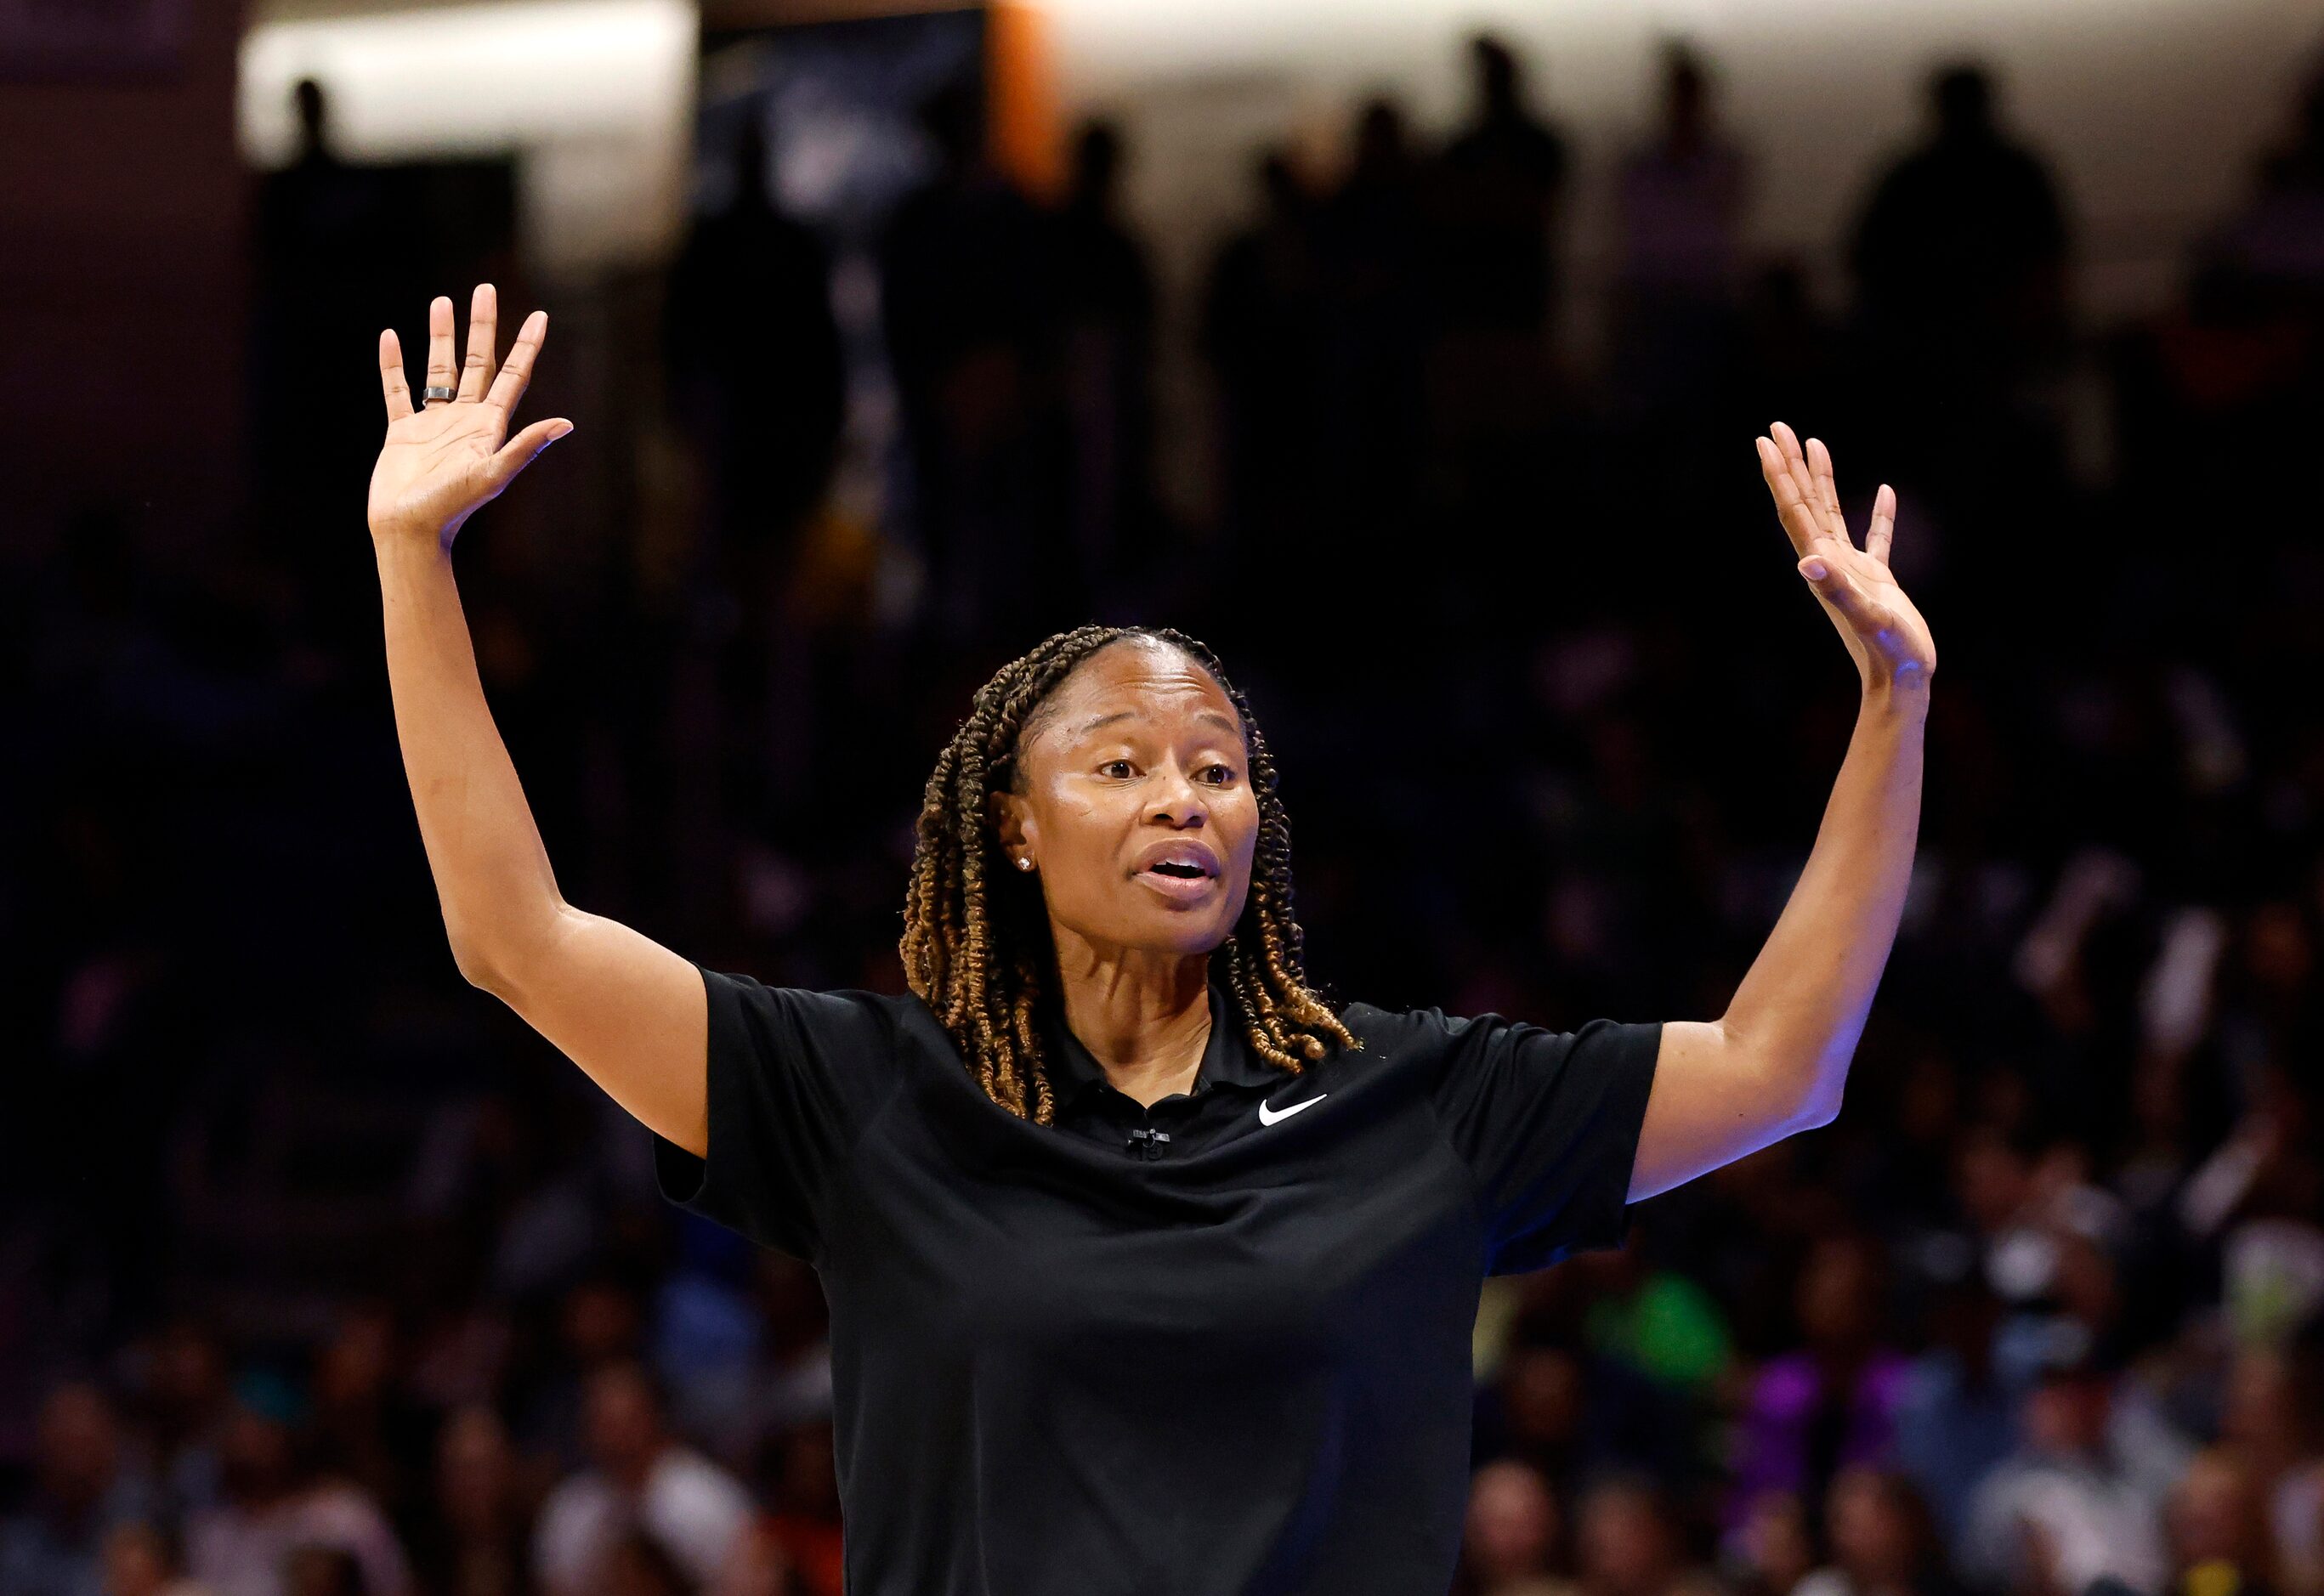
top-left (1866, 484), bottom-right (1896, 567)
top-left (1805, 435), bottom-right (1854, 547)
top-left (1770, 420), bottom-right (1811, 481)
top-left (379, 328), bottom-right (413, 422)
top-left (485, 309), bottom-right (547, 415)
top-left (484, 416), bottom-right (575, 492)
top-left (1770, 422), bottom-right (1839, 548)
top-left (458, 282), bottom-right (498, 402)
top-left (1757, 435), bottom-right (1822, 557)
top-left (424, 295), bottom-right (457, 405)
top-left (1800, 552), bottom-right (1884, 635)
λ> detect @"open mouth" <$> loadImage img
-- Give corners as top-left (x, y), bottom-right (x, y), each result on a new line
top-left (1146, 862), bottom-right (1210, 880)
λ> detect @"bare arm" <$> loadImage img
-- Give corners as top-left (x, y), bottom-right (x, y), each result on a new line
top-left (371, 285), bottom-right (708, 1154)
top-left (1628, 422), bottom-right (1935, 1202)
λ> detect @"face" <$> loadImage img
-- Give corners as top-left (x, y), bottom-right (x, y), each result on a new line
top-left (993, 639), bottom-right (1259, 962)
top-left (1827, 1469), bottom-right (1916, 1576)
top-left (2168, 1452), bottom-right (2255, 1565)
top-left (584, 1367), bottom-right (663, 1478)
top-left (1577, 1485), bottom-right (1671, 1595)
top-left (36, 1384), bottom-right (116, 1503)
top-left (1465, 1460), bottom-right (1556, 1578)
top-left (102, 1524), bottom-right (171, 1596)
top-left (437, 1405), bottom-right (513, 1529)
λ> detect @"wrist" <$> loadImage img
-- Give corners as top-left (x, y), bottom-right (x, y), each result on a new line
top-left (1860, 670), bottom-right (1931, 722)
top-left (372, 524), bottom-right (456, 576)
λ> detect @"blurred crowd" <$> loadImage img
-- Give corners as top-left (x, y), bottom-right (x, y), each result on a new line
top-left (8, 24), bottom-right (2324, 1596)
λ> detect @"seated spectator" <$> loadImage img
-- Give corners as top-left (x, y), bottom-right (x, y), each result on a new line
top-left (596, 1532), bottom-right (693, 1596)
top-left (1960, 1352), bottom-right (2169, 1596)
top-left (1575, 1248), bottom-right (1733, 1401)
top-left (1728, 1490), bottom-right (1815, 1596)
top-left (2213, 1340), bottom-right (2324, 1592)
top-left (532, 1364), bottom-right (751, 1596)
top-left (0, 1382), bottom-right (158, 1596)
top-left (706, 1518), bottom-right (796, 1596)
top-left (1794, 1467), bottom-right (1961, 1596)
top-left (281, 1546), bottom-right (365, 1596)
top-left (750, 1418), bottom-right (840, 1596)
top-left (140, 1322), bottom-right (233, 1522)
top-left (1892, 1281), bottom-right (2020, 1544)
top-left (1728, 1236), bottom-right (1911, 1532)
top-left (2166, 1448), bottom-right (2281, 1596)
top-left (1476, 1338), bottom-right (1697, 1501)
top-left (1574, 1474), bottom-right (1721, 1596)
top-left (99, 1520), bottom-right (213, 1596)
top-left (183, 1379), bottom-right (411, 1596)
top-left (1461, 1458), bottom-right (1578, 1596)
top-left (405, 1405), bottom-right (533, 1596)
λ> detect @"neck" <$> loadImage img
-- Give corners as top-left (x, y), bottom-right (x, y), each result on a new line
top-left (1050, 934), bottom-right (1213, 1106)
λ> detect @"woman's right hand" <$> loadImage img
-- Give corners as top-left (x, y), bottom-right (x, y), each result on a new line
top-left (370, 283), bottom-right (572, 552)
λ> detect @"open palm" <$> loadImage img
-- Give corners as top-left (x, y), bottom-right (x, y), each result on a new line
top-left (1756, 421), bottom-right (1936, 690)
top-left (369, 283), bottom-right (570, 549)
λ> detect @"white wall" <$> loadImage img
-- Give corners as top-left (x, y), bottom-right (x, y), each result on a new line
top-left (239, 0), bottom-right (697, 274)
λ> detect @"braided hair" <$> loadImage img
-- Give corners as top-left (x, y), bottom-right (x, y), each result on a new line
top-left (899, 625), bottom-right (1358, 1123)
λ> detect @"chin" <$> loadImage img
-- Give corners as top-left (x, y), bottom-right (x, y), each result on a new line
top-left (1141, 919), bottom-right (1232, 954)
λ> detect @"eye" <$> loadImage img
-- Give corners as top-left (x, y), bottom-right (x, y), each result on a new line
top-left (1100, 759), bottom-right (1134, 778)
top-left (1200, 763), bottom-right (1236, 784)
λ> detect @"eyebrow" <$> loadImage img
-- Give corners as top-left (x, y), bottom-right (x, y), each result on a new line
top-left (1073, 708), bottom-right (1242, 740)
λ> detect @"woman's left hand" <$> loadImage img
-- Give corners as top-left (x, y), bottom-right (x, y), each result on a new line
top-left (1756, 422), bottom-right (1936, 693)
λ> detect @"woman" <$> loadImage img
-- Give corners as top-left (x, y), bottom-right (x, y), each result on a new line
top-left (367, 285), bottom-right (1933, 1596)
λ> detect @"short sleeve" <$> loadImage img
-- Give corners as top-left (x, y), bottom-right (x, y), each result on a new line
top-left (649, 965), bottom-right (899, 1265)
top-left (1421, 1010), bottom-right (1663, 1276)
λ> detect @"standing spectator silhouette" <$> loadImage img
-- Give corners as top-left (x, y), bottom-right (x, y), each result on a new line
top-left (1423, 39), bottom-right (1572, 641)
top-left (1436, 36), bottom-right (1571, 338)
top-left (251, 80), bottom-right (416, 644)
top-left (1311, 99), bottom-right (1429, 621)
top-left (664, 115), bottom-right (846, 608)
top-left (1847, 63), bottom-right (2069, 498)
top-left (2213, 45), bottom-right (2324, 297)
top-left (1200, 150), bottom-right (1324, 594)
top-left (1610, 43), bottom-right (1749, 423)
top-left (1048, 120), bottom-right (1157, 614)
top-left (878, 78), bottom-right (1071, 641)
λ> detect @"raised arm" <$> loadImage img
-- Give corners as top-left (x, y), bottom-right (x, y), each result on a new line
top-left (371, 285), bottom-right (708, 1155)
top-left (1627, 422), bottom-right (1935, 1202)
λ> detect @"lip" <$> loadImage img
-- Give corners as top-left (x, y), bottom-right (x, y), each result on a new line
top-left (1132, 837), bottom-right (1221, 876)
top-left (1131, 837), bottom-right (1222, 904)
top-left (1134, 869), bottom-right (1220, 906)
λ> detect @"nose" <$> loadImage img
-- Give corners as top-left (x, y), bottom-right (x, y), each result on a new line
top-left (1147, 764), bottom-right (1209, 827)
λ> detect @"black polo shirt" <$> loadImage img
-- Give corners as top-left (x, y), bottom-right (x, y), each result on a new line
top-left (652, 965), bottom-right (1661, 1596)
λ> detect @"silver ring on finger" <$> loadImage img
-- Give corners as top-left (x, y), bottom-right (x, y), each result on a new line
top-left (422, 385), bottom-right (457, 405)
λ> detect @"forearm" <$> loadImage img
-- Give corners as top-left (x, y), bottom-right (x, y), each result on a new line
top-left (1720, 676), bottom-right (1928, 1121)
top-left (375, 535), bottom-right (564, 984)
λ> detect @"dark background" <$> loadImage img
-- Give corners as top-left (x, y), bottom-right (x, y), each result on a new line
top-left (8, 2), bottom-right (2324, 1593)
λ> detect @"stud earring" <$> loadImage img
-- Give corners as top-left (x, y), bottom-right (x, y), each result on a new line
top-left (1017, 857), bottom-right (1034, 872)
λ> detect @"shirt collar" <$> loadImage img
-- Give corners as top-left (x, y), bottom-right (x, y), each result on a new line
top-left (1042, 972), bottom-right (1285, 1108)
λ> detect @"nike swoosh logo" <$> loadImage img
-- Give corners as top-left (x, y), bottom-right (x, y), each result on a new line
top-left (1258, 1094), bottom-right (1325, 1127)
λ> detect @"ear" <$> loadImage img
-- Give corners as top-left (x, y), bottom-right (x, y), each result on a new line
top-left (989, 787), bottom-right (1035, 869)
